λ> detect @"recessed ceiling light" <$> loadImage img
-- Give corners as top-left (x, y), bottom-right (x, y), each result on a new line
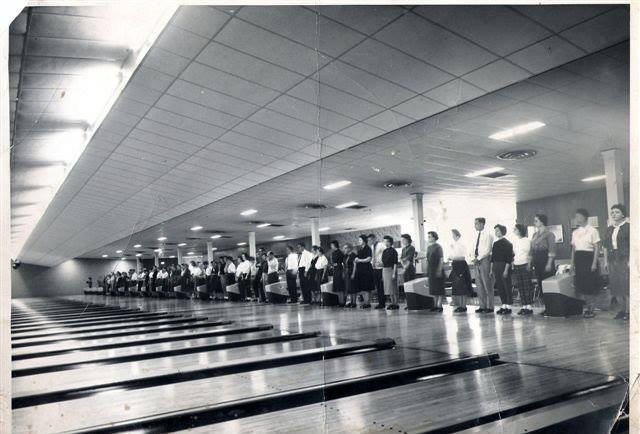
top-left (133, 244), bottom-right (141, 248)
top-left (160, 261), bottom-right (165, 265)
top-left (187, 251), bottom-right (194, 255)
top-left (169, 255), bottom-right (176, 258)
top-left (116, 250), bottom-right (122, 253)
top-left (154, 248), bottom-right (162, 253)
top-left (135, 253), bottom-right (142, 257)
top-left (319, 227), bottom-right (330, 231)
top-left (210, 234), bottom-right (222, 239)
top-left (336, 201), bottom-right (358, 209)
top-left (121, 257), bottom-right (126, 261)
top-left (212, 247), bottom-right (218, 251)
top-left (177, 243), bottom-right (187, 247)
top-left (237, 242), bottom-right (247, 246)
top-left (157, 236), bottom-right (167, 241)
top-left (101, 254), bottom-right (108, 258)
top-left (241, 209), bottom-right (257, 216)
top-left (190, 225), bottom-right (203, 231)
top-left (273, 235), bottom-right (285, 240)
top-left (323, 180), bottom-right (351, 190)
top-left (582, 175), bottom-right (606, 182)
top-left (465, 167), bottom-right (505, 178)
top-left (489, 121), bottom-right (545, 141)
top-left (256, 223), bottom-right (271, 228)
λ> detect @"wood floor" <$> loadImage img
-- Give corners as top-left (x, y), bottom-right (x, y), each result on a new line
top-left (11, 295), bottom-right (628, 433)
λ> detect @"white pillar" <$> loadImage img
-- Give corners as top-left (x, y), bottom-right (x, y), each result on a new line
top-left (0, 26), bottom-right (12, 434)
top-left (411, 193), bottom-right (427, 273)
top-left (136, 257), bottom-right (141, 273)
top-left (207, 241), bottom-right (214, 262)
top-left (601, 149), bottom-right (625, 212)
top-left (248, 231), bottom-right (256, 257)
top-left (153, 252), bottom-right (160, 267)
top-left (177, 248), bottom-right (183, 265)
top-left (310, 217), bottom-right (320, 247)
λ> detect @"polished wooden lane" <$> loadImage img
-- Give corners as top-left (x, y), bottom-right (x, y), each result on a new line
top-left (178, 363), bottom-right (623, 434)
top-left (11, 309), bottom-right (147, 325)
top-left (11, 311), bottom-right (172, 330)
top-left (12, 347), bottom-right (455, 433)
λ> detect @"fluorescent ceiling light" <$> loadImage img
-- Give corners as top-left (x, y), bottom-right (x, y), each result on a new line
top-left (190, 225), bottom-right (203, 231)
top-left (101, 254), bottom-right (108, 258)
top-left (187, 252), bottom-right (194, 255)
top-left (212, 247), bottom-right (218, 251)
top-left (116, 250), bottom-right (122, 253)
top-left (465, 167), bottom-right (505, 178)
top-left (273, 235), bottom-right (285, 240)
top-left (135, 253), bottom-right (142, 257)
top-left (237, 242), bottom-right (247, 246)
top-left (169, 255), bottom-right (176, 258)
top-left (489, 121), bottom-right (545, 141)
top-left (582, 175), bottom-right (606, 182)
top-left (121, 257), bottom-right (126, 261)
top-left (241, 209), bottom-right (257, 216)
top-left (319, 227), bottom-right (330, 232)
top-left (323, 180), bottom-right (351, 190)
top-left (256, 223), bottom-right (271, 228)
top-left (154, 248), bottom-right (162, 253)
top-left (177, 243), bottom-right (187, 247)
top-left (210, 234), bottom-right (222, 239)
top-left (133, 244), bottom-right (141, 248)
top-left (336, 201), bottom-right (358, 209)
top-left (157, 236), bottom-right (167, 241)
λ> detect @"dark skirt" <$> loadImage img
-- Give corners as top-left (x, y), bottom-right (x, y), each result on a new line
top-left (345, 269), bottom-right (358, 295)
top-left (354, 262), bottom-right (374, 292)
top-left (211, 275), bottom-right (223, 293)
top-left (267, 272), bottom-right (279, 285)
top-left (332, 265), bottom-right (345, 292)
top-left (226, 273), bottom-right (236, 285)
top-left (574, 251), bottom-right (598, 295)
top-left (450, 260), bottom-right (473, 296)
top-left (307, 268), bottom-right (318, 291)
top-left (532, 250), bottom-right (554, 291)
top-left (403, 263), bottom-right (416, 283)
top-left (609, 251), bottom-right (629, 298)
top-left (427, 264), bottom-right (445, 296)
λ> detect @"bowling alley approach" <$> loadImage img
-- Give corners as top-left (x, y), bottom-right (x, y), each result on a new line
top-left (4, 3), bottom-right (632, 433)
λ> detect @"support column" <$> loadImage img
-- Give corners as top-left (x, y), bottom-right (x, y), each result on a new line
top-left (411, 193), bottom-right (427, 273)
top-left (310, 217), bottom-right (320, 247)
top-left (136, 257), bottom-right (141, 273)
top-left (601, 149), bottom-right (625, 212)
top-left (207, 241), bottom-right (214, 263)
top-left (177, 248), bottom-right (183, 265)
top-left (248, 231), bottom-right (256, 258)
top-left (153, 252), bottom-right (160, 267)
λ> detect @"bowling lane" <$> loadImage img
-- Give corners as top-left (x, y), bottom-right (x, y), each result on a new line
top-left (175, 363), bottom-right (622, 434)
top-left (13, 347), bottom-right (450, 433)
top-left (14, 336), bottom-right (342, 399)
top-left (11, 311), bottom-right (169, 329)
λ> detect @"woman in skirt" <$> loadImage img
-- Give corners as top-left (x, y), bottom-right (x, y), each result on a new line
top-left (571, 208), bottom-right (601, 318)
top-left (448, 229), bottom-right (473, 313)
top-left (512, 224), bottom-right (535, 315)
top-left (343, 243), bottom-right (358, 308)
top-left (603, 204), bottom-right (630, 320)
top-left (315, 247), bottom-right (329, 303)
top-left (426, 231), bottom-right (445, 312)
top-left (400, 234), bottom-right (417, 284)
top-left (354, 234), bottom-right (374, 309)
top-left (330, 241), bottom-right (345, 304)
top-left (307, 246), bottom-right (319, 304)
top-left (381, 236), bottom-right (399, 310)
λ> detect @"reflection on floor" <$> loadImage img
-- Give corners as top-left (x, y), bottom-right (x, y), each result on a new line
top-left (12, 295), bottom-right (628, 433)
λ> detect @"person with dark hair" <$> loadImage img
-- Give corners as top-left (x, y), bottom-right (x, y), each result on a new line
top-left (426, 231), bottom-right (445, 312)
top-left (368, 233), bottom-right (386, 309)
top-left (604, 204), bottom-right (630, 320)
top-left (330, 241), bottom-right (345, 303)
top-left (473, 217), bottom-right (494, 313)
top-left (400, 234), bottom-right (416, 283)
top-left (180, 263), bottom-right (191, 295)
top-left (297, 243), bottom-right (314, 304)
top-left (285, 245), bottom-right (299, 303)
top-left (531, 213), bottom-right (556, 314)
top-left (307, 246), bottom-right (319, 304)
top-left (224, 256), bottom-right (236, 285)
top-left (315, 247), bottom-right (329, 304)
top-left (448, 229), bottom-right (472, 313)
top-left (236, 255), bottom-right (252, 301)
top-left (381, 236), bottom-right (399, 309)
top-left (571, 208), bottom-right (601, 318)
top-left (250, 255), bottom-right (263, 302)
top-left (266, 251), bottom-right (279, 285)
top-left (491, 224), bottom-right (514, 315)
top-left (353, 234), bottom-right (374, 308)
top-left (512, 224), bottom-right (534, 315)
top-left (344, 243), bottom-right (358, 307)
top-left (86, 277), bottom-right (93, 288)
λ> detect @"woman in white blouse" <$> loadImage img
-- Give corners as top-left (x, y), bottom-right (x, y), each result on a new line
top-left (512, 224), bottom-right (535, 315)
top-left (448, 229), bottom-right (472, 313)
top-left (266, 251), bottom-right (279, 285)
top-left (314, 247), bottom-right (329, 304)
top-left (571, 208), bottom-right (601, 318)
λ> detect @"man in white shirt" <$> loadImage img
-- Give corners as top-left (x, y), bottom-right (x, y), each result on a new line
top-left (368, 233), bottom-right (386, 309)
top-left (285, 245), bottom-right (299, 303)
top-left (236, 256), bottom-right (252, 300)
top-left (472, 217), bottom-right (495, 313)
top-left (297, 243), bottom-right (314, 304)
